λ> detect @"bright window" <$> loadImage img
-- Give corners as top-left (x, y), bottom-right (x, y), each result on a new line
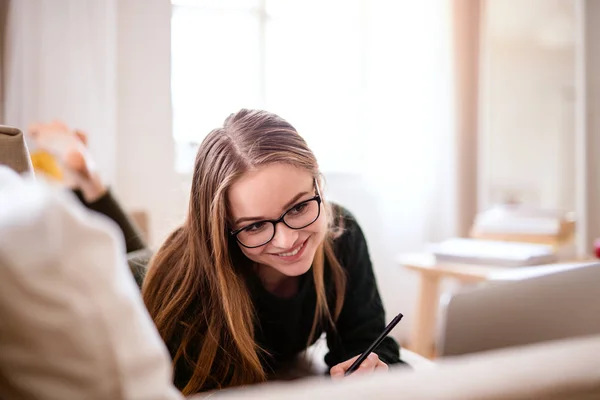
top-left (171, 0), bottom-right (367, 173)
top-left (171, 1), bottom-right (452, 175)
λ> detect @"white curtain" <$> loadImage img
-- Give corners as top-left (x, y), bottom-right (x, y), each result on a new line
top-left (3, 0), bottom-right (117, 183)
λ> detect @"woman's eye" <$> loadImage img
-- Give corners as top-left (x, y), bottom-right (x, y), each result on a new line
top-left (290, 203), bottom-right (308, 214)
top-left (245, 222), bottom-right (267, 233)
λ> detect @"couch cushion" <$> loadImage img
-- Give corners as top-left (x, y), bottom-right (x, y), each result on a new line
top-left (0, 166), bottom-right (182, 400)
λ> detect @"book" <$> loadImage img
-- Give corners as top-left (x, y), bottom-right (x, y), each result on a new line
top-left (429, 238), bottom-right (557, 267)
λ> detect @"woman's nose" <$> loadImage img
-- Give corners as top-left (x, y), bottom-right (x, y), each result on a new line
top-left (270, 223), bottom-right (299, 250)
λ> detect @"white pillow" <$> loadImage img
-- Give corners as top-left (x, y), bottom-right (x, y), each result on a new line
top-left (0, 167), bottom-right (182, 400)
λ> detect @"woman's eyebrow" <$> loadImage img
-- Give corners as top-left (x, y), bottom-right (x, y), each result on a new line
top-left (282, 191), bottom-right (310, 210)
top-left (233, 190), bottom-right (311, 226)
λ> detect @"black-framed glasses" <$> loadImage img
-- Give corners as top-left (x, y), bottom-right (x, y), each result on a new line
top-left (230, 193), bottom-right (322, 249)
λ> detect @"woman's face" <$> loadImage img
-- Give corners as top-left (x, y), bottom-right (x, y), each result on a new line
top-left (228, 163), bottom-right (327, 279)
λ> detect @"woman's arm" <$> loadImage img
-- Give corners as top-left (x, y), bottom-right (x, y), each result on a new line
top-left (27, 121), bottom-right (147, 254)
top-left (73, 184), bottom-right (151, 288)
top-left (325, 211), bottom-right (403, 368)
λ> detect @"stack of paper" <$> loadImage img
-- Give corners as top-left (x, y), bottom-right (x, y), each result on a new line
top-left (430, 238), bottom-right (557, 267)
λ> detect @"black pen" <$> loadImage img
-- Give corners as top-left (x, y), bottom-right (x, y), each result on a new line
top-left (344, 312), bottom-right (404, 376)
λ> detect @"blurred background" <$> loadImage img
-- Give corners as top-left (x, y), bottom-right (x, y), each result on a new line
top-left (1, 0), bottom-right (599, 349)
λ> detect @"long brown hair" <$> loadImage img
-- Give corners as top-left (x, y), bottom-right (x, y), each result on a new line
top-left (142, 109), bottom-right (347, 395)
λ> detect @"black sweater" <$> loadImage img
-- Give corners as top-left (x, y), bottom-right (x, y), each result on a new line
top-left (248, 208), bottom-right (402, 369)
top-left (76, 190), bottom-right (403, 390)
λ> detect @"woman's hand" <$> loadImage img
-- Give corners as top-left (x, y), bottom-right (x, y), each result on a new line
top-left (29, 121), bottom-right (107, 202)
top-left (330, 353), bottom-right (388, 380)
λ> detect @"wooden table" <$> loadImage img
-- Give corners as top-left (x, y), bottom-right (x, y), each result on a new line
top-left (399, 253), bottom-right (595, 359)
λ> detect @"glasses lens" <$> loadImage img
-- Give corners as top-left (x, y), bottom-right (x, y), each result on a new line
top-left (283, 199), bottom-right (319, 229)
top-left (237, 221), bottom-right (275, 248)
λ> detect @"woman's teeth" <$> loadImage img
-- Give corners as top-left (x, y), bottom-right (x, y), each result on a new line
top-left (278, 241), bottom-right (304, 257)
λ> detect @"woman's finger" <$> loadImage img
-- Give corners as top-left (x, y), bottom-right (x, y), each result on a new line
top-left (330, 355), bottom-right (360, 379)
top-left (330, 353), bottom-right (385, 379)
top-left (354, 353), bottom-right (379, 373)
top-left (360, 353), bottom-right (380, 368)
top-left (343, 353), bottom-right (380, 378)
top-left (375, 359), bottom-right (389, 371)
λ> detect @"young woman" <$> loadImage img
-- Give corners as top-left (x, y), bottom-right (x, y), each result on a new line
top-left (142, 109), bottom-right (402, 394)
top-left (29, 111), bottom-right (403, 395)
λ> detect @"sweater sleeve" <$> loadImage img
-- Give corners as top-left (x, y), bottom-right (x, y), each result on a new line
top-left (325, 211), bottom-right (403, 368)
top-left (73, 189), bottom-right (147, 254)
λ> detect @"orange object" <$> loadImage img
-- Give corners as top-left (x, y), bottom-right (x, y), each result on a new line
top-left (30, 150), bottom-right (64, 181)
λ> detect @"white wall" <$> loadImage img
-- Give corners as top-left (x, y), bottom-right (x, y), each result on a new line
top-left (480, 0), bottom-right (600, 252)
top-left (115, 0), bottom-right (186, 246)
top-left (3, 0), bottom-right (118, 185)
top-left (480, 0), bottom-right (577, 212)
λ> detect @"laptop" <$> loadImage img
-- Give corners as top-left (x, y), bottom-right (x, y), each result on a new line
top-left (438, 261), bottom-right (600, 356)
